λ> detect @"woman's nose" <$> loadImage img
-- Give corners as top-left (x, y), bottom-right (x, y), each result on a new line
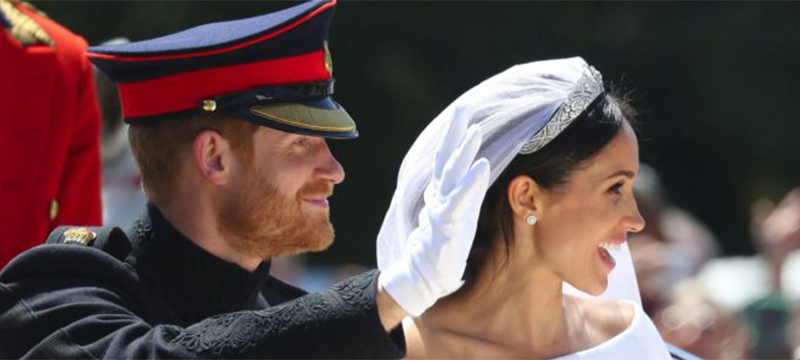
top-left (624, 198), bottom-right (646, 233)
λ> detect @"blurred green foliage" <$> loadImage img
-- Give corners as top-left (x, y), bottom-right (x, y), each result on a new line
top-left (34, 1), bottom-right (800, 266)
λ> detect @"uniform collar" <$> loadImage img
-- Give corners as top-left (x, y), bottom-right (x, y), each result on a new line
top-left (129, 203), bottom-right (272, 323)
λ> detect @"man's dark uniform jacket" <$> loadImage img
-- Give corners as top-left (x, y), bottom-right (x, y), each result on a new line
top-left (0, 205), bottom-right (405, 358)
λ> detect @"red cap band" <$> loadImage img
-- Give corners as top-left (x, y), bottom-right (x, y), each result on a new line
top-left (118, 50), bottom-right (329, 119)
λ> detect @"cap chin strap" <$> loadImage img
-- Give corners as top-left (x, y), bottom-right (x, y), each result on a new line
top-left (201, 79), bottom-right (335, 113)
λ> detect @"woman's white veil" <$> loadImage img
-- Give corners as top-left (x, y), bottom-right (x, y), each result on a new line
top-left (376, 57), bottom-right (642, 306)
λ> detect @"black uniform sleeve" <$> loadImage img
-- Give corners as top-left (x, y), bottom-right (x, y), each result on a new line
top-left (0, 245), bottom-right (405, 359)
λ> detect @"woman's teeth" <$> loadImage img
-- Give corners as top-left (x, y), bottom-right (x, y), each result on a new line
top-left (598, 242), bottom-right (622, 251)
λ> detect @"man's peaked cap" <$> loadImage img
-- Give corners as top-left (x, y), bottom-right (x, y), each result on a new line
top-left (88, 0), bottom-right (357, 139)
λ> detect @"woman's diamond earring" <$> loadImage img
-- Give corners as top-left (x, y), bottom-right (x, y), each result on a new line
top-left (526, 214), bottom-right (537, 225)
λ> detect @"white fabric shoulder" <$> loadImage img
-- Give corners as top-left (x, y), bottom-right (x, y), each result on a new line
top-left (552, 300), bottom-right (671, 360)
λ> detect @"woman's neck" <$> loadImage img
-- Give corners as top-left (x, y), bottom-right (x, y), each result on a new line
top-left (412, 249), bottom-right (583, 358)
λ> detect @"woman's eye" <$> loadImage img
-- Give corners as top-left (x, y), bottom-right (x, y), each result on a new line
top-left (608, 181), bottom-right (624, 195)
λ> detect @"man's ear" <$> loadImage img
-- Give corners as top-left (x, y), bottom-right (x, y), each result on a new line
top-left (507, 175), bottom-right (545, 220)
top-left (192, 130), bottom-right (234, 186)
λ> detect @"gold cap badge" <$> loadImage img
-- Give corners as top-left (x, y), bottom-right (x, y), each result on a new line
top-left (63, 228), bottom-right (97, 245)
top-left (48, 199), bottom-right (58, 221)
top-left (323, 41), bottom-right (333, 76)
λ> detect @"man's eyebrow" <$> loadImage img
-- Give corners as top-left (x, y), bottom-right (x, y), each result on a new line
top-left (603, 170), bottom-right (637, 181)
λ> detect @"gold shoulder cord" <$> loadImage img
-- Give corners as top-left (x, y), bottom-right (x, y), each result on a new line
top-left (1, 0), bottom-right (54, 46)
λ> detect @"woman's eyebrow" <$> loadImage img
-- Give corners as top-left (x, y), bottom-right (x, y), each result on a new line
top-left (602, 169), bottom-right (637, 181)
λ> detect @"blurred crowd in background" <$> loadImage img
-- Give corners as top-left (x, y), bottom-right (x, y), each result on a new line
top-left (629, 166), bottom-right (800, 359)
top-left (4, 1), bottom-right (800, 359)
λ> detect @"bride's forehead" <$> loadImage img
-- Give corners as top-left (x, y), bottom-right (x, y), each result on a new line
top-left (564, 131), bottom-right (640, 183)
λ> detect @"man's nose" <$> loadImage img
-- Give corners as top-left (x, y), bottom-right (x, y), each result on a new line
top-left (314, 141), bottom-right (345, 185)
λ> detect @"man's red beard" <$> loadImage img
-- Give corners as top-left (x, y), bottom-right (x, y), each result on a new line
top-left (216, 163), bottom-right (335, 260)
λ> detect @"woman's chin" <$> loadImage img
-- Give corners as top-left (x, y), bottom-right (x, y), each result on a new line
top-left (571, 278), bottom-right (608, 296)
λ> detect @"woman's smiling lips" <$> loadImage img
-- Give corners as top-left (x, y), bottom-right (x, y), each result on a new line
top-left (598, 235), bottom-right (626, 270)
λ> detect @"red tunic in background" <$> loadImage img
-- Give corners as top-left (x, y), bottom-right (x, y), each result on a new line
top-left (0, 1), bottom-right (102, 268)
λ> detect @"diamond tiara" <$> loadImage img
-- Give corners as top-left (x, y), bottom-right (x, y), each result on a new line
top-left (519, 65), bottom-right (604, 155)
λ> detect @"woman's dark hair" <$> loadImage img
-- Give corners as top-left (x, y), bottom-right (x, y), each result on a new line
top-left (463, 89), bottom-right (637, 283)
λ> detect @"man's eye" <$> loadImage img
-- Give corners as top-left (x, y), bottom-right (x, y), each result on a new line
top-left (293, 137), bottom-right (310, 146)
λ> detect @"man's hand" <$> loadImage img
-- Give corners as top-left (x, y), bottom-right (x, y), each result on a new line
top-left (377, 114), bottom-right (490, 326)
